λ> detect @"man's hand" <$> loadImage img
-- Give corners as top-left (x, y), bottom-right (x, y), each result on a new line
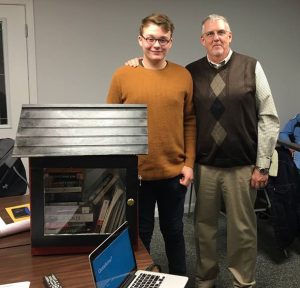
top-left (251, 168), bottom-right (269, 190)
top-left (289, 148), bottom-right (295, 157)
top-left (180, 166), bottom-right (194, 187)
top-left (125, 57), bottom-right (142, 67)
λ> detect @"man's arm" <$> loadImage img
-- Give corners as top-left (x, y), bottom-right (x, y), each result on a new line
top-left (181, 73), bottom-right (196, 187)
top-left (255, 61), bottom-right (280, 168)
top-left (252, 61), bottom-right (280, 188)
top-left (106, 71), bottom-right (122, 104)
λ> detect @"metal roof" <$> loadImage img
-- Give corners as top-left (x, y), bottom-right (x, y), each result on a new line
top-left (12, 104), bottom-right (148, 157)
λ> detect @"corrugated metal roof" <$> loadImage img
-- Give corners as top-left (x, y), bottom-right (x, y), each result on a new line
top-left (12, 104), bottom-right (148, 157)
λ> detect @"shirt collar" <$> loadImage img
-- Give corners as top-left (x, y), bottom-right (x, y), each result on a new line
top-left (207, 49), bottom-right (233, 69)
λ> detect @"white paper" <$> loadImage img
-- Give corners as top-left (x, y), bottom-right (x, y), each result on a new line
top-left (0, 218), bottom-right (30, 238)
top-left (0, 217), bottom-right (6, 228)
top-left (0, 281), bottom-right (30, 287)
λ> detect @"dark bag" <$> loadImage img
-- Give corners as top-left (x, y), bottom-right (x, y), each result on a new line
top-left (0, 138), bottom-right (28, 197)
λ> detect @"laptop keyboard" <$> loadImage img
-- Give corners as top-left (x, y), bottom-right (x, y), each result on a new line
top-left (131, 273), bottom-right (165, 288)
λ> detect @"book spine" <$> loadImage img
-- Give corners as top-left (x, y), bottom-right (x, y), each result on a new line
top-left (45, 186), bottom-right (82, 193)
top-left (45, 192), bottom-right (83, 202)
top-left (97, 199), bottom-right (110, 226)
top-left (44, 205), bottom-right (91, 214)
top-left (88, 173), bottom-right (114, 202)
top-left (45, 213), bottom-right (94, 222)
top-left (92, 175), bottom-right (119, 205)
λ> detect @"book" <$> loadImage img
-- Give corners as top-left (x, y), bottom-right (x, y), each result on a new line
top-left (100, 186), bottom-right (125, 233)
top-left (44, 222), bottom-right (88, 234)
top-left (82, 169), bottom-right (108, 201)
top-left (112, 197), bottom-right (125, 231)
top-left (44, 213), bottom-right (94, 223)
top-left (44, 201), bottom-right (95, 234)
top-left (44, 168), bottom-right (84, 194)
top-left (47, 201), bottom-right (84, 206)
top-left (44, 186), bottom-right (82, 193)
top-left (107, 197), bottom-right (123, 232)
top-left (45, 192), bottom-right (83, 203)
top-left (45, 205), bottom-right (91, 215)
top-left (44, 221), bottom-right (86, 229)
top-left (89, 173), bottom-right (119, 206)
top-left (96, 199), bottom-right (110, 226)
top-left (5, 203), bottom-right (31, 222)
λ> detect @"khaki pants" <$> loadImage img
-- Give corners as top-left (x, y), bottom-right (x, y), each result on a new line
top-left (194, 165), bottom-right (257, 288)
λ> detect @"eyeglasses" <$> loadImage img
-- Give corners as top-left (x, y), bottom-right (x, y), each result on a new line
top-left (140, 35), bottom-right (171, 46)
top-left (203, 29), bottom-right (228, 38)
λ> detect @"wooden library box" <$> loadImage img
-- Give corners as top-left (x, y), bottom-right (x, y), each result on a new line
top-left (13, 104), bottom-right (148, 255)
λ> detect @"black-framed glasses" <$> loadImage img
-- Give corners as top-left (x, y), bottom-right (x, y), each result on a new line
top-left (203, 29), bottom-right (228, 38)
top-left (140, 35), bottom-right (171, 46)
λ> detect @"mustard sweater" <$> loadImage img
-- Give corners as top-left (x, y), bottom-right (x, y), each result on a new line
top-left (106, 61), bottom-right (196, 181)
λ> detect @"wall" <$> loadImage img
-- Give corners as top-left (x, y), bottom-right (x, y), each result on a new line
top-left (33, 0), bottom-right (300, 211)
top-left (33, 0), bottom-right (300, 125)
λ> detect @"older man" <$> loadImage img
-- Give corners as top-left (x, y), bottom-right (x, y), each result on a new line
top-left (186, 14), bottom-right (279, 288)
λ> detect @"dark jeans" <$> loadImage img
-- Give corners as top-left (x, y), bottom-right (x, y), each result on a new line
top-left (138, 175), bottom-right (187, 275)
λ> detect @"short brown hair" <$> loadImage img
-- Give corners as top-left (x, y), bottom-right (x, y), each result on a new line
top-left (139, 13), bottom-right (174, 36)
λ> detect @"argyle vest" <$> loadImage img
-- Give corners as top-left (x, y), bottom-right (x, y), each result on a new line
top-left (187, 52), bottom-right (258, 167)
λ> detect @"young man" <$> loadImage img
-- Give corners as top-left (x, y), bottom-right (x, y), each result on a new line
top-left (106, 13), bottom-right (196, 276)
top-left (186, 14), bottom-right (279, 288)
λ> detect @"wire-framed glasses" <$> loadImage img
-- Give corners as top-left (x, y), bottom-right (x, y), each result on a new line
top-left (140, 35), bottom-right (171, 46)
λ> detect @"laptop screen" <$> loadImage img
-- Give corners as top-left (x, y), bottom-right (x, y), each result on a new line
top-left (89, 222), bottom-right (137, 288)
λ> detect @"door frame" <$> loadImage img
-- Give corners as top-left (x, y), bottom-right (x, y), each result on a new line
top-left (0, 0), bottom-right (37, 104)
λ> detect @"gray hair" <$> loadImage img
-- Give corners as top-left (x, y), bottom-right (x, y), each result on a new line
top-left (201, 14), bottom-right (231, 35)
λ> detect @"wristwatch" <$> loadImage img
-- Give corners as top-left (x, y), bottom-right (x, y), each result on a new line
top-left (255, 167), bottom-right (269, 175)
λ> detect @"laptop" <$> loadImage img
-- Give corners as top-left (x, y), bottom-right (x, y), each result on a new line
top-left (89, 221), bottom-right (188, 288)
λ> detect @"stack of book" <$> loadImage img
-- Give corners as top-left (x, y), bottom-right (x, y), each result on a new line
top-left (44, 168), bottom-right (84, 202)
top-left (43, 168), bottom-right (126, 235)
top-left (87, 171), bottom-right (126, 234)
top-left (44, 168), bottom-right (88, 234)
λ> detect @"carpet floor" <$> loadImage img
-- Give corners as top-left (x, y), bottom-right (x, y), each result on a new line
top-left (150, 213), bottom-right (300, 288)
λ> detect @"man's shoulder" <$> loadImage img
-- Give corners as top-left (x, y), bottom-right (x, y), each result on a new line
top-left (185, 57), bottom-right (207, 70)
top-left (233, 52), bottom-right (257, 63)
top-left (114, 65), bottom-right (138, 74)
top-left (111, 65), bottom-right (142, 80)
top-left (185, 57), bottom-right (208, 77)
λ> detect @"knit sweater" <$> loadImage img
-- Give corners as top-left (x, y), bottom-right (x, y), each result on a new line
top-left (106, 61), bottom-right (196, 180)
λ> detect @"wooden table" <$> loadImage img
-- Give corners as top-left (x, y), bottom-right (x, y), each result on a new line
top-left (0, 195), bottom-right (153, 287)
